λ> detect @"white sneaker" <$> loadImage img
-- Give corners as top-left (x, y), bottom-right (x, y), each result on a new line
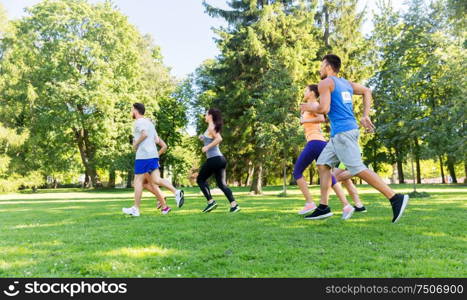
top-left (122, 206), bottom-right (140, 217)
top-left (342, 204), bottom-right (355, 220)
top-left (175, 190), bottom-right (184, 208)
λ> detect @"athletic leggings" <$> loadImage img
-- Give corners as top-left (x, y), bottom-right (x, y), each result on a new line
top-left (293, 140), bottom-right (337, 186)
top-left (197, 155), bottom-right (235, 203)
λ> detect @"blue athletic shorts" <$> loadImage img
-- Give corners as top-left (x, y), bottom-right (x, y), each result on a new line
top-left (134, 158), bottom-right (159, 175)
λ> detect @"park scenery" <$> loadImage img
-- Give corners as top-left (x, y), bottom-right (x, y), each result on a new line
top-left (0, 0), bottom-right (466, 278)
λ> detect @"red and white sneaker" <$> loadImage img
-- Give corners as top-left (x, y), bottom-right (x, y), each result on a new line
top-left (161, 206), bottom-right (171, 215)
top-left (298, 202), bottom-right (317, 215)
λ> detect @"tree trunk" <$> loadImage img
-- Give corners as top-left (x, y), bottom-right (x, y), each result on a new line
top-left (410, 150), bottom-right (417, 193)
top-left (282, 163), bottom-right (287, 195)
top-left (309, 166), bottom-right (315, 185)
top-left (396, 160), bottom-right (405, 184)
top-left (414, 139), bottom-right (421, 184)
top-left (250, 163), bottom-right (263, 195)
top-left (415, 156), bottom-right (421, 184)
top-left (126, 169), bottom-right (133, 188)
top-left (159, 160), bottom-right (165, 178)
top-left (446, 156), bottom-right (458, 183)
top-left (74, 127), bottom-right (100, 188)
top-left (108, 168), bottom-right (116, 188)
top-left (245, 164), bottom-right (254, 186)
top-left (395, 147), bottom-right (405, 184)
top-left (439, 156), bottom-right (445, 184)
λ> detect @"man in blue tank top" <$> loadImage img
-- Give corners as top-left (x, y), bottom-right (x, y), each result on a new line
top-left (301, 54), bottom-right (409, 223)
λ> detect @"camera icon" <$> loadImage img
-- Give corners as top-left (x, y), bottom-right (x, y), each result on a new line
top-left (3, 281), bottom-right (20, 297)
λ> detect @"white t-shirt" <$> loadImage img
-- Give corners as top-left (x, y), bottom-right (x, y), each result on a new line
top-left (133, 118), bottom-right (158, 160)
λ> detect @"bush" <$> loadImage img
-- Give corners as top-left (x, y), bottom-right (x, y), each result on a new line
top-left (0, 177), bottom-right (22, 193)
top-left (0, 172), bottom-right (45, 193)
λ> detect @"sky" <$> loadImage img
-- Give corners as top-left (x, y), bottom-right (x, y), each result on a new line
top-left (1, 0), bottom-right (406, 79)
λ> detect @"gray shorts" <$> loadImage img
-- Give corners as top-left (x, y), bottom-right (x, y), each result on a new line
top-left (316, 129), bottom-right (368, 176)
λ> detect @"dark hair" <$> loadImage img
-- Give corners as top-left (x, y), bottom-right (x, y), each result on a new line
top-left (307, 84), bottom-right (319, 98)
top-left (133, 103), bottom-right (145, 115)
top-left (208, 108), bottom-right (223, 133)
top-left (322, 54), bottom-right (341, 73)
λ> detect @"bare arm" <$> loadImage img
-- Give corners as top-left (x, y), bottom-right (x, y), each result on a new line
top-left (202, 126), bottom-right (222, 153)
top-left (301, 78), bottom-right (333, 114)
top-left (156, 136), bottom-right (167, 156)
top-left (133, 130), bottom-right (147, 150)
top-left (301, 114), bottom-right (325, 124)
top-left (350, 81), bottom-right (375, 132)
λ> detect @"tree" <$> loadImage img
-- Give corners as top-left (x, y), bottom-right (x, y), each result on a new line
top-left (0, 0), bottom-right (173, 188)
top-left (197, 1), bottom-right (319, 194)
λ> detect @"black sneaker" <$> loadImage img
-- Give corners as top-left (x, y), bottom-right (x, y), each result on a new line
top-left (202, 201), bottom-right (217, 213)
top-left (390, 194), bottom-right (409, 223)
top-left (354, 205), bottom-right (367, 213)
top-left (304, 206), bottom-right (333, 220)
top-left (229, 205), bottom-right (241, 213)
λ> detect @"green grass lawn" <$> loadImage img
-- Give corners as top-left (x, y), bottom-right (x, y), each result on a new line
top-left (0, 184), bottom-right (466, 278)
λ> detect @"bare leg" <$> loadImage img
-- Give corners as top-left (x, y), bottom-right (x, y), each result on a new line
top-left (335, 169), bottom-right (352, 182)
top-left (356, 169), bottom-right (395, 199)
top-left (331, 182), bottom-right (350, 207)
top-left (296, 177), bottom-right (314, 204)
top-left (133, 174), bottom-right (145, 210)
top-left (341, 179), bottom-right (363, 207)
top-left (149, 169), bottom-right (177, 195)
top-left (333, 169), bottom-right (363, 207)
top-left (318, 164), bottom-right (333, 206)
top-left (143, 176), bottom-right (167, 209)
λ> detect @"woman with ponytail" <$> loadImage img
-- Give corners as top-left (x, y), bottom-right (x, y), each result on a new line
top-left (197, 108), bottom-right (240, 213)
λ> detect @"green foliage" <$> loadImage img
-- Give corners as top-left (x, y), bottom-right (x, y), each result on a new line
top-left (366, 0), bottom-right (466, 182)
top-left (0, 0), bottom-right (175, 188)
top-left (0, 3), bottom-right (7, 35)
top-left (192, 0), bottom-right (374, 192)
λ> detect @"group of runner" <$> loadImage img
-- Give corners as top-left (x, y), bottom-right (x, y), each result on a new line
top-left (123, 54), bottom-right (409, 223)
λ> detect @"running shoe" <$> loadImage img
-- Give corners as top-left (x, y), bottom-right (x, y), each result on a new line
top-left (161, 206), bottom-right (171, 215)
top-left (354, 205), bottom-right (367, 213)
top-left (342, 204), bottom-right (355, 220)
top-left (122, 206), bottom-right (140, 217)
top-left (175, 190), bottom-right (184, 208)
top-left (304, 206), bottom-right (333, 220)
top-left (391, 194), bottom-right (409, 223)
top-left (229, 205), bottom-right (241, 213)
top-left (298, 202), bottom-right (317, 215)
top-left (202, 201), bottom-right (217, 213)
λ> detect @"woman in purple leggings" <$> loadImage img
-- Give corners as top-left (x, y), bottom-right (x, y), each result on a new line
top-left (294, 85), bottom-right (355, 220)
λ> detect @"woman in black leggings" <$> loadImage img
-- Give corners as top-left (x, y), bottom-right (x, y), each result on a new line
top-left (197, 108), bottom-right (240, 213)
